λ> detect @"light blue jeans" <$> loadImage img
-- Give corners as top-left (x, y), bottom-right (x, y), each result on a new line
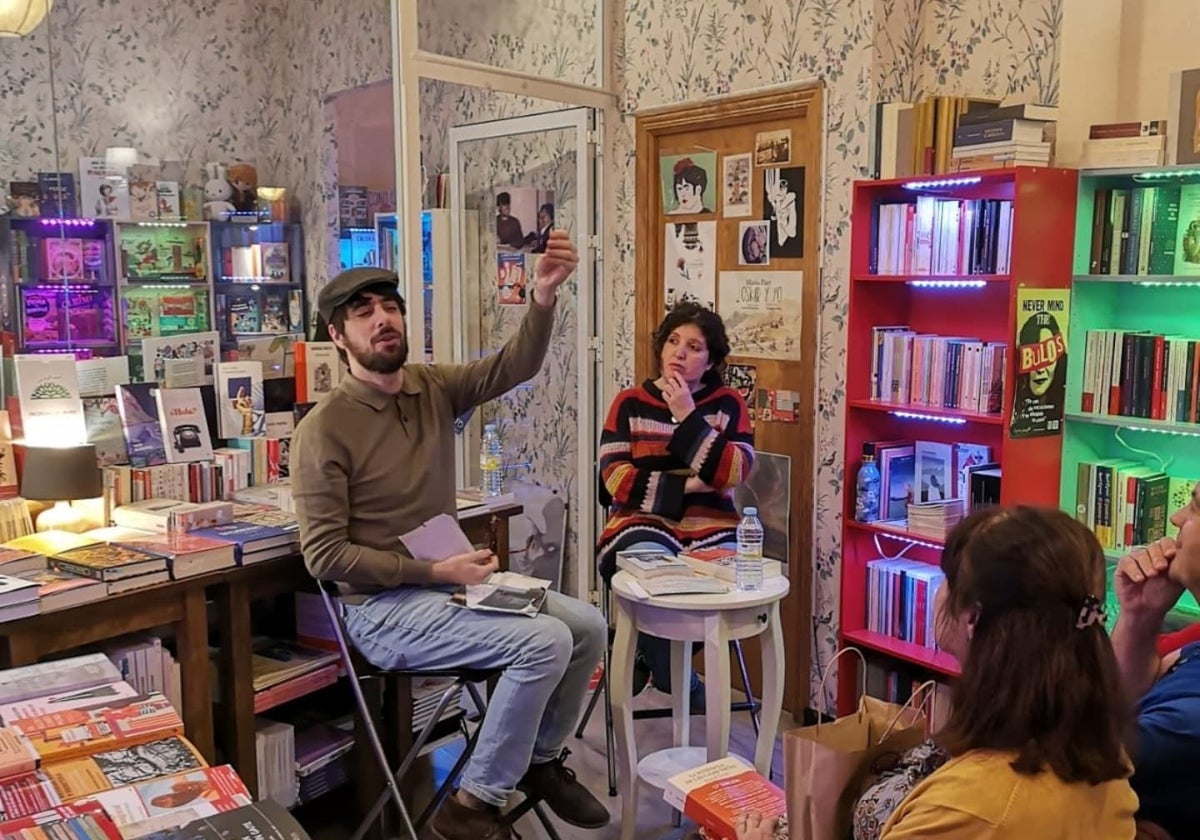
top-left (343, 586), bottom-right (607, 807)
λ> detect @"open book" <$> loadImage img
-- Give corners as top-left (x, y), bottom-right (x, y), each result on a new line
top-left (452, 571), bottom-right (551, 617)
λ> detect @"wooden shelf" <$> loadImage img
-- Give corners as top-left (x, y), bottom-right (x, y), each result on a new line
top-left (848, 399), bottom-right (1004, 425)
top-left (1064, 412), bottom-right (1200, 437)
top-left (841, 629), bottom-right (960, 678)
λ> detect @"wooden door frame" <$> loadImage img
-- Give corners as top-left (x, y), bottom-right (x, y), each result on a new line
top-left (634, 83), bottom-right (823, 716)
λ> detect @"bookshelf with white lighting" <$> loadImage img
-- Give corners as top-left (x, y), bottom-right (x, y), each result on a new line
top-left (837, 166), bottom-right (1078, 713)
top-left (1059, 165), bottom-right (1200, 629)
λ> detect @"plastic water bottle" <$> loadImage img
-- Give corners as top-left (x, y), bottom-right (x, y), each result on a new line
top-left (854, 444), bottom-right (881, 523)
top-left (736, 507), bottom-right (764, 591)
top-left (480, 424), bottom-right (504, 497)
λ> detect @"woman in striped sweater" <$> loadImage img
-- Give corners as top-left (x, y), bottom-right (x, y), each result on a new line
top-left (596, 302), bottom-right (755, 706)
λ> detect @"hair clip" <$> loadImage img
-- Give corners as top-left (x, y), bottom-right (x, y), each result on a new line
top-left (1075, 594), bottom-right (1107, 630)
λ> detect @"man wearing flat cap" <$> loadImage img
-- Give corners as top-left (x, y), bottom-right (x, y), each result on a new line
top-left (291, 231), bottom-right (608, 839)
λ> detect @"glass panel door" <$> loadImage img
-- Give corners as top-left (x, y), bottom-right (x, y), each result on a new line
top-left (448, 108), bottom-right (597, 597)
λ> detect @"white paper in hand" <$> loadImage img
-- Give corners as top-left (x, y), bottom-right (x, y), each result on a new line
top-left (398, 513), bottom-right (475, 562)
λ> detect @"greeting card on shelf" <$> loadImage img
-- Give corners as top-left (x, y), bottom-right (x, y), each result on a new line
top-left (215, 362), bottom-right (265, 438)
top-left (142, 332), bottom-right (219, 387)
top-left (13, 354), bottom-right (87, 446)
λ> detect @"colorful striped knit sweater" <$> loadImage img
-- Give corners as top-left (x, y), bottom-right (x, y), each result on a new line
top-left (596, 379), bottom-right (755, 578)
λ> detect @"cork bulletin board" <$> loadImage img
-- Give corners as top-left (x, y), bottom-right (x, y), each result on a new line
top-left (634, 84), bottom-right (823, 714)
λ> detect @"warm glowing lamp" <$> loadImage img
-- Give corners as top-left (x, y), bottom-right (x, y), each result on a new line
top-left (20, 444), bottom-right (102, 533)
top-left (0, 0), bottom-right (53, 38)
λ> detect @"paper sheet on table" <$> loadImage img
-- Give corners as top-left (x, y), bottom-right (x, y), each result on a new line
top-left (398, 513), bottom-right (475, 562)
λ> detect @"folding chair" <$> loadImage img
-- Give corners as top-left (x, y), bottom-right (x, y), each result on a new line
top-left (316, 580), bottom-right (562, 840)
top-left (573, 575), bottom-right (762, 796)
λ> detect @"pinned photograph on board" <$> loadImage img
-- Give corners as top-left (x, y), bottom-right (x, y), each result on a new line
top-left (738, 221), bottom-right (770, 266)
top-left (663, 221), bottom-right (716, 312)
top-left (726, 363), bottom-right (758, 409)
top-left (754, 129), bottom-right (791, 166)
top-left (495, 187), bottom-right (555, 252)
top-left (763, 166), bottom-right (805, 259)
top-left (497, 252), bottom-right (528, 305)
top-left (723, 153), bottom-right (752, 217)
top-left (659, 152), bottom-right (717, 215)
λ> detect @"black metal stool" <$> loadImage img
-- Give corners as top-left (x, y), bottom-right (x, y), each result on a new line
top-left (316, 580), bottom-right (562, 839)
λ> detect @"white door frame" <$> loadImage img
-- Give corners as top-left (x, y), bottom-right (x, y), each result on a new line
top-left (389, 0), bottom-right (617, 597)
top-left (447, 108), bottom-right (599, 599)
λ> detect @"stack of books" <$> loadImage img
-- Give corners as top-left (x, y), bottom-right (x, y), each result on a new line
top-left (293, 720), bottom-right (353, 805)
top-left (1081, 121), bottom-right (1168, 169)
top-left (615, 550), bottom-right (729, 597)
top-left (906, 499), bottom-right (964, 540)
top-left (950, 103), bottom-right (1056, 172)
top-left (0, 653), bottom-right (256, 838)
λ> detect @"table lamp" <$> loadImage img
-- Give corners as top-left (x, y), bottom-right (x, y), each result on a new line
top-left (19, 444), bottom-right (103, 533)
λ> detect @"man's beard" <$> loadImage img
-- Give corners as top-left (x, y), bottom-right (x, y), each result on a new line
top-left (348, 330), bottom-right (408, 374)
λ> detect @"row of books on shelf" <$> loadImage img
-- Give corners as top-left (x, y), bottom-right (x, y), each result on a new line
top-left (869, 327), bottom-right (1007, 414)
top-left (861, 439), bottom-right (997, 523)
top-left (1078, 329), bottom-right (1200, 423)
top-left (0, 651), bottom-right (312, 838)
top-left (1079, 120), bottom-right (1170, 169)
top-left (1072, 461), bottom-right (1194, 553)
top-left (866, 556), bottom-right (946, 650)
top-left (870, 197), bottom-right (1015, 276)
top-left (1085, 183), bottom-right (1189, 276)
top-left (863, 662), bottom-right (954, 730)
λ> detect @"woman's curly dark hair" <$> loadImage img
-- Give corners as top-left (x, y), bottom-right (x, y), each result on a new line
top-left (652, 301), bottom-right (731, 386)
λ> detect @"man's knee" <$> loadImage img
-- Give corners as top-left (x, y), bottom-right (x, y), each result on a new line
top-left (521, 618), bottom-right (575, 675)
top-left (577, 603), bottom-right (608, 661)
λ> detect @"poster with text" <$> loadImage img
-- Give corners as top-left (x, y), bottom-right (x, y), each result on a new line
top-left (1010, 287), bottom-right (1069, 439)
top-left (663, 221), bottom-right (716, 312)
top-left (717, 271), bottom-right (804, 361)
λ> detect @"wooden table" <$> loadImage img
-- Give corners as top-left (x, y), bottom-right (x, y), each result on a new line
top-left (0, 570), bottom-right (220, 762)
top-left (215, 501), bottom-right (523, 799)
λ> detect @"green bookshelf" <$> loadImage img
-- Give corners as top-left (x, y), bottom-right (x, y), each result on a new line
top-left (1062, 166), bottom-right (1200, 626)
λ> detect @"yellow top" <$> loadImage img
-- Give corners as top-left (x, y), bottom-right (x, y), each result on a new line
top-left (881, 750), bottom-right (1138, 840)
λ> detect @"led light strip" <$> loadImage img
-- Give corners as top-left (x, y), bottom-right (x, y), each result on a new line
top-left (1135, 280), bottom-right (1200, 288)
top-left (891, 410), bottom-right (968, 425)
top-left (874, 529), bottom-right (943, 551)
top-left (135, 222), bottom-right (192, 228)
top-left (1124, 423), bottom-right (1200, 439)
top-left (901, 176), bottom-right (983, 190)
top-left (37, 218), bottom-right (96, 227)
top-left (907, 279), bottom-right (988, 288)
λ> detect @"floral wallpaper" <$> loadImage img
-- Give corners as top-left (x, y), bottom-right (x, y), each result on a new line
top-left (874, 0), bottom-right (1062, 105)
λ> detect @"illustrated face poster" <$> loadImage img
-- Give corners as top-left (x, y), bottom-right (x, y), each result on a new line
top-left (1010, 287), bottom-right (1069, 439)
top-left (723, 153), bottom-right (752, 217)
top-left (733, 451), bottom-right (791, 564)
top-left (663, 221), bottom-right (716, 312)
top-left (717, 271), bottom-right (804, 361)
top-left (763, 166), bottom-right (805, 259)
top-left (659, 152), bottom-right (717, 216)
top-left (497, 252), bottom-right (528, 305)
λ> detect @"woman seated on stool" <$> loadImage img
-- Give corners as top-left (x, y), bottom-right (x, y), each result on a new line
top-left (595, 301), bottom-right (754, 711)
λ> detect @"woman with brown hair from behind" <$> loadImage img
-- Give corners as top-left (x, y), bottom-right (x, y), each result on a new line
top-left (882, 506), bottom-right (1138, 839)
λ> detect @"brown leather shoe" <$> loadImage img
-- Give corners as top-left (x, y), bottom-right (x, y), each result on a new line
top-left (517, 748), bottom-right (610, 829)
top-left (430, 793), bottom-right (512, 840)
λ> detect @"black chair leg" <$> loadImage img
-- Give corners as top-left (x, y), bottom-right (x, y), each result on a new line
top-left (574, 672), bottom-right (604, 738)
top-left (601, 658), bottom-right (617, 797)
top-left (732, 640), bottom-right (761, 738)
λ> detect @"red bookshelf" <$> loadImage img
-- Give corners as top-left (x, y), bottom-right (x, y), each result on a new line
top-left (837, 167), bottom-right (1077, 714)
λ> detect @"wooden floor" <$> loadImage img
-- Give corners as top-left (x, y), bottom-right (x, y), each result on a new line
top-left (304, 684), bottom-right (792, 839)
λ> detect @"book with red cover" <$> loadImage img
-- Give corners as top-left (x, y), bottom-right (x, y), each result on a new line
top-left (0, 799), bottom-right (122, 839)
top-left (663, 757), bottom-right (787, 840)
top-left (0, 771), bottom-right (61, 820)
top-left (9, 693), bottom-right (184, 764)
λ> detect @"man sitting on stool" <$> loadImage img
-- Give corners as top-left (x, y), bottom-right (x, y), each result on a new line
top-left (291, 233), bottom-right (609, 840)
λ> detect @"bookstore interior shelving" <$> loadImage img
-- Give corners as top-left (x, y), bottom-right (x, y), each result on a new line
top-left (209, 221), bottom-right (306, 351)
top-left (1059, 164), bottom-right (1200, 630)
top-left (837, 166), bottom-right (1078, 714)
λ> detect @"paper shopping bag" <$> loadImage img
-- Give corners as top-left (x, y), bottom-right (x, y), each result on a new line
top-left (782, 694), bottom-right (926, 840)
